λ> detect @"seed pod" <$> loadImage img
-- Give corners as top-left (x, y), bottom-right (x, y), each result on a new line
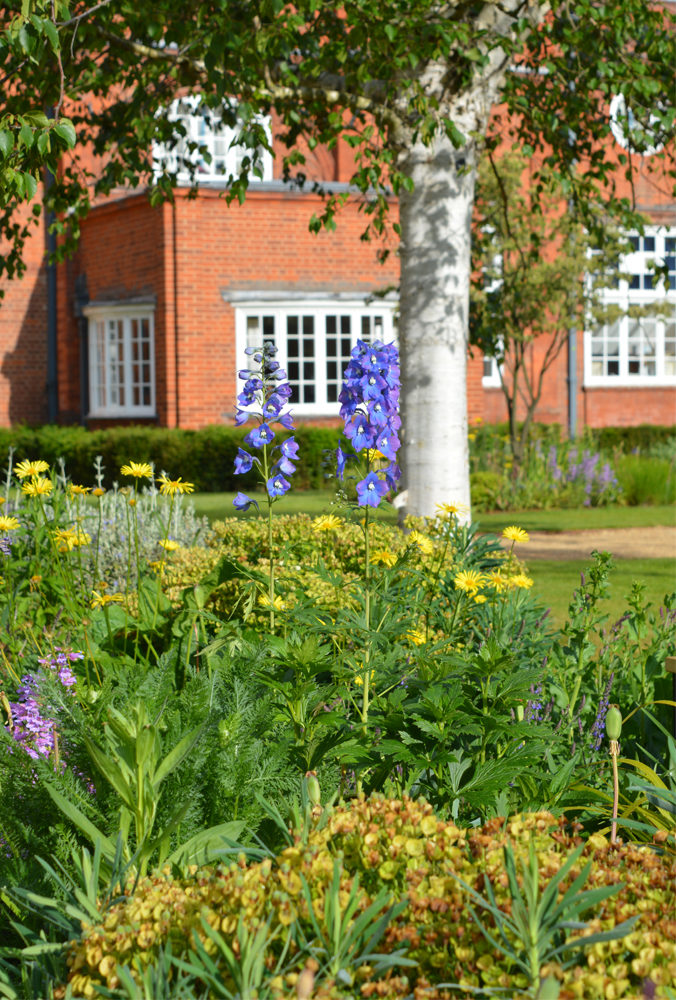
top-left (304, 770), bottom-right (321, 806)
top-left (606, 705), bottom-right (622, 741)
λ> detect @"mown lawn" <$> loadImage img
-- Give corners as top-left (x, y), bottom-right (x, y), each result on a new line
top-left (192, 491), bottom-right (676, 532)
top-left (528, 557), bottom-right (676, 628)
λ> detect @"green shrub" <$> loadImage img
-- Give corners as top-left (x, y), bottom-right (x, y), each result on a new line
top-left (63, 795), bottom-right (676, 999)
top-left (615, 454), bottom-right (676, 506)
top-left (0, 425), bottom-right (344, 493)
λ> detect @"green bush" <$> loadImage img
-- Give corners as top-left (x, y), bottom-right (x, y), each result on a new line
top-left (615, 454), bottom-right (676, 506)
top-left (0, 424), bottom-right (343, 493)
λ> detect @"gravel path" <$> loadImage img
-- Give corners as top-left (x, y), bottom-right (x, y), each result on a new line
top-left (511, 525), bottom-right (676, 561)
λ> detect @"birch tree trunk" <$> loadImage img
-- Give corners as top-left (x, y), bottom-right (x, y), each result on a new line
top-left (398, 132), bottom-right (477, 519)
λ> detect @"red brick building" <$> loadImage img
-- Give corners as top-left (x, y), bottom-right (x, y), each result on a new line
top-left (1, 99), bottom-right (674, 432)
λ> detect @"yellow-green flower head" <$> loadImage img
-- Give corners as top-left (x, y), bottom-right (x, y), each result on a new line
top-left (21, 476), bottom-right (53, 497)
top-left (120, 462), bottom-right (153, 479)
top-left (312, 514), bottom-right (342, 533)
top-left (509, 573), bottom-right (534, 589)
top-left (503, 525), bottom-right (529, 543)
top-left (158, 475), bottom-right (195, 496)
top-left (15, 459), bottom-right (49, 479)
top-left (90, 591), bottom-right (124, 608)
top-left (371, 548), bottom-right (397, 567)
top-left (68, 484), bottom-right (91, 496)
top-left (408, 530), bottom-right (434, 556)
top-left (0, 516), bottom-right (20, 531)
top-left (454, 569), bottom-right (485, 595)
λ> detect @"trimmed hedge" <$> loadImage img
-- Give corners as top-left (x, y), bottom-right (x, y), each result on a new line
top-left (0, 423), bottom-right (673, 493)
top-left (0, 424), bottom-right (343, 493)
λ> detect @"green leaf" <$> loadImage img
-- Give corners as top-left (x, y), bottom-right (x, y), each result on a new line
top-left (43, 18), bottom-right (59, 53)
top-left (53, 119), bottom-right (76, 148)
top-left (153, 723), bottom-right (205, 787)
top-left (18, 124), bottom-right (33, 148)
top-left (165, 821), bottom-right (245, 867)
top-left (0, 131), bottom-right (14, 158)
top-left (44, 785), bottom-right (116, 857)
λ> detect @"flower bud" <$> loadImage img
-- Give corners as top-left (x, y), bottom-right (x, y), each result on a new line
top-left (605, 705), bottom-right (622, 741)
top-left (303, 770), bottom-right (321, 806)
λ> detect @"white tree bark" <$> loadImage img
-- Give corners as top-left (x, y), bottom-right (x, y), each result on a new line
top-left (398, 131), bottom-right (476, 519)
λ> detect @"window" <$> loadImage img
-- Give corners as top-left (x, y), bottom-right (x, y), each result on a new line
top-left (482, 352), bottom-right (502, 388)
top-left (585, 228), bottom-right (676, 387)
top-left (85, 305), bottom-right (156, 417)
top-left (233, 295), bottom-right (397, 415)
top-left (153, 96), bottom-right (273, 185)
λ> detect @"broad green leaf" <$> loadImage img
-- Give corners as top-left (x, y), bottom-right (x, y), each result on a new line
top-left (165, 820), bottom-right (245, 867)
top-left (153, 723), bottom-right (205, 787)
top-left (45, 785), bottom-right (116, 857)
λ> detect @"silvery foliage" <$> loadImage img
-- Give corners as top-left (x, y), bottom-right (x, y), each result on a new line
top-left (6, 454), bottom-right (209, 593)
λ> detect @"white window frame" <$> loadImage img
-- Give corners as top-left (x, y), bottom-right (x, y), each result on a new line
top-left (482, 348), bottom-right (503, 388)
top-left (584, 227), bottom-right (676, 388)
top-left (84, 304), bottom-right (156, 418)
top-left (152, 95), bottom-right (273, 186)
top-left (231, 294), bottom-right (398, 417)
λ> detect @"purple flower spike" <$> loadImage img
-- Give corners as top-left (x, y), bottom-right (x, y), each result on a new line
top-left (233, 492), bottom-right (259, 512)
top-left (356, 472), bottom-right (389, 508)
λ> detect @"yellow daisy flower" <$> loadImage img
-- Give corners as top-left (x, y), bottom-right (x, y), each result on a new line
top-left (15, 459), bottom-right (49, 479)
top-left (486, 570), bottom-right (508, 593)
top-left (473, 594), bottom-right (487, 604)
top-left (90, 591), bottom-right (124, 608)
top-left (0, 516), bottom-right (20, 531)
top-left (435, 501), bottom-right (469, 518)
top-left (159, 539), bottom-right (180, 551)
top-left (21, 477), bottom-right (53, 497)
top-left (158, 475), bottom-right (195, 496)
top-left (257, 593), bottom-right (285, 611)
top-left (120, 462), bottom-right (153, 479)
top-left (502, 525), bottom-right (530, 544)
top-left (73, 531), bottom-right (91, 547)
top-left (365, 448), bottom-right (387, 463)
top-left (371, 549), bottom-right (397, 567)
top-left (312, 514), bottom-right (342, 533)
top-left (509, 574), bottom-right (534, 589)
top-left (0, 496), bottom-right (5, 505)
top-left (454, 569), bottom-right (485, 595)
top-left (406, 627), bottom-right (426, 646)
top-left (54, 528), bottom-right (77, 551)
top-left (68, 484), bottom-right (91, 496)
top-left (92, 487), bottom-right (106, 497)
top-left (408, 530), bottom-right (434, 556)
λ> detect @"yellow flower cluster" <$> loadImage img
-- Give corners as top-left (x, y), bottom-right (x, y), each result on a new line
top-left (158, 539), bottom-right (180, 552)
top-left (257, 593), bottom-right (285, 611)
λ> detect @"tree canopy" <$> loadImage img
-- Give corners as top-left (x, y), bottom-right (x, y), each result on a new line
top-left (1, 0), bottom-right (675, 513)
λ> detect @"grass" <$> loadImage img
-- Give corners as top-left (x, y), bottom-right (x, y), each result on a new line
top-left (528, 557), bottom-right (676, 628)
top-left (192, 491), bottom-right (676, 532)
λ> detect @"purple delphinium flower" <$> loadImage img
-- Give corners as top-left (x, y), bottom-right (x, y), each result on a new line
top-left (337, 339), bottom-right (401, 507)
top-left (233, 492), bottom-right (259, 512)
top-left (356, 471), bottom-right (389, 508)
top-left (234, 448), bottom-right (254, 475)
top-left (8, 651), bottom-right (82, 761)
top-left (0, 535), bottom-right (12, 557)
top-left (233, 343), bottom-right (298, 510)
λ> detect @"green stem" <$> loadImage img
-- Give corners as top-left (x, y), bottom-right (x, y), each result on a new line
top-left (262, 443), bottom-right (275, 631)
top-left (357, 503), bottom-right (371, 796)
